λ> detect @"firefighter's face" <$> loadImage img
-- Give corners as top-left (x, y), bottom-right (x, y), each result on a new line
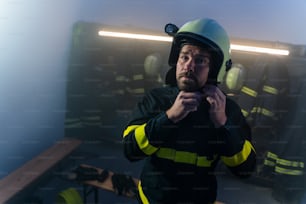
top-left (176, 44), bottom-right (211, 92)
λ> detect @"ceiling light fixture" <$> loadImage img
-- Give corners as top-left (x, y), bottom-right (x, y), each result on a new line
top-left (98, 30), bottom-right (173, 42)
top-left (98, 30), bottom-right (290, 56)
top-left (230, 44), bottom-right (289, 56)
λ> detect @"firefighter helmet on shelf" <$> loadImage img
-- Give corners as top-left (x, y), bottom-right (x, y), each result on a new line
top-left (166, 18), bottom-right (232, 85)
top-left (144, 52), bottom-right (163, 77)
top-left (225, 63), bottom-right (246, 91)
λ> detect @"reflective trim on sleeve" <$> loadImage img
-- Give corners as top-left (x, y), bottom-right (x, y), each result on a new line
top-left (277, 158), bottom-right (304, 168)
top-left (138, 181), bottom-right (149, 204)
top-left (115, 75), bottom-right (129, 82)
top-left (241, 109), bottom-right (249, 117)
top-left (156, 148), bottom-right (217, 167)
top-left (221, 140), bottom-right (254, 167)
top-left (123, 124), bottom-right (158, 155)
top-left (131, 88), bottom-right (145, 94)
top-left (266, 151), bottom-right (278, 160)
top-left (263, 151), bottom-right (277, 167)
top-left (262, 108), bottom-right (274, 117)
top-left (241, 86), bottom-right (258, 97)
top-left (264, 159), bottom-right (276, 167)
top-left (264, 151), bottom-right (304, 174)
top-left (262, 85), bottom-right (278, 95)
top-left (251, 107), bottom-right (274, 117)
top-left (275, 166), bottom-right (303, 176)
top-left (133, 74), bottom-right (144, 80)
top-left (134, 124), bottom-right (158, 155)
top-left (123, 125), bottom-right (141, 137)
top-left (266, 151), bottom-right (304, 168)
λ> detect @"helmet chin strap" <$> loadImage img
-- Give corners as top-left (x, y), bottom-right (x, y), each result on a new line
top-left (226, 59), bottom-right (232, 71)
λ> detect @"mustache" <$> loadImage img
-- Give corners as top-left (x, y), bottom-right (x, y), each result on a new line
top-left (179, 71), bottom-right (197, 80)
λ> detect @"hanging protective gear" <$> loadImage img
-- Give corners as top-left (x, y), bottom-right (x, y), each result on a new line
top-left (144, 52), bottom-right (163, 77)
top-left (225, 63), bottom-right (246, 91)
top-left (166, 18), bottom-right (232, 85)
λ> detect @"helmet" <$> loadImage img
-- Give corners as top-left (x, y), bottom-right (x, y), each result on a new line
top-left (225, 63), bottom-right (246, 91)
top-left (144, 52), bottom-right (163, 77)
top-left (166, 18), bottom-right (232, 85)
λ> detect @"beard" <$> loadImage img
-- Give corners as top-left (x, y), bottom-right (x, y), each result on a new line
top-left (177, 71), bottom-right (200, 92)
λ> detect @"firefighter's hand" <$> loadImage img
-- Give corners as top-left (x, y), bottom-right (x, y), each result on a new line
top-left (166, 91), bottom-right (202, 123)
top-left (202, 85), bottom-right (227, 127)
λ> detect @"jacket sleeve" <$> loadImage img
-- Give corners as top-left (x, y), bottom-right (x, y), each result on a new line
top-left (122, 91), bottom-right (174, 162)
top-left (217, 98), bottom-right (256, 178)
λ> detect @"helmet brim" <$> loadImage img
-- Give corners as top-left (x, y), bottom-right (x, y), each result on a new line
top-left (168, 32), bottom-right (224, 66)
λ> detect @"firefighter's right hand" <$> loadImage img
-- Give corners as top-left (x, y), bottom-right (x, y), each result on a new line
top-left (166, 91), bottom-right (202, 123)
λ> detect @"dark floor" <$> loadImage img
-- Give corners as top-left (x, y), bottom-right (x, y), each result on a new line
top-left (25, 138), bottom-right (287, 204)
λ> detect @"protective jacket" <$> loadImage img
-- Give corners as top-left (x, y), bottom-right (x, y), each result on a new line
top-left (123, 86), bottom-right (256, 204)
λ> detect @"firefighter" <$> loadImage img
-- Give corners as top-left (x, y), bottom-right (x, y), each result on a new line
top-left (122, 18), bottom-right (256, 204)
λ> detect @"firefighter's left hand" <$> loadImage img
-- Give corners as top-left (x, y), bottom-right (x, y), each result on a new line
top-left (202, 85), bottom-right (227, 127)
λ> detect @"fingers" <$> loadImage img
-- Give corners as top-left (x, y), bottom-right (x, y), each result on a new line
top-left (179, 91), bottom-right (202, 109)
top-left (179, 91), bottom-right (201, 103)
top-left (181, 97), bottom-right (200, 106)
top-left (203, 85), bottom-right (224, 97)
top-left (206, 96), bottom-right (215, 106)
top-left (167, 91), bottom-right (202, 123)
top-left (202, 85), bottom-right (225, 106)
top-left (202, 86), bottom-right (227, 127)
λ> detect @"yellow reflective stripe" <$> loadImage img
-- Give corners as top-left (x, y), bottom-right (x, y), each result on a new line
top-left (115, 75), bottom-right (129, 82)
top-left (131, 88), bottom-right (145, 94)
top-left (266, 151), bottom-right (304, 169)
top-left (123, 125), bottom-right (140, 137)
top-left (156, 148), bottom-right (216, 167)
top-left (264, 152), bottom-right (277, 167)
top-left (263, 85), bottom-right (278, 95)
top-left (275, 166), bottom-right (303, 176)
top-left (261, 108), bottom-right (274, 117)
top-left (264, 159), bottom-right (276, 167)
top-left (123, 124), bottom-right (158, 155)
top-left (174, 151), bottom-right (197, 165)
top-left (221, 140), bottom-right (253, 167)
top-left (266, 151), bottom-right (278, 160)
top-left (251, 107), bottom-right (258, 114)
top-left (156, 148), bottom-right (175, 160)
top-left (138, 181), bottom-right (149, 204)
top-left (134, 124), bottom-right (158, 155)
top-left (241, 86), bottom-right (257, 97)
top-left (277, 158), bottom-right (304, 168)
top-left (241, 109), bottom-right (249, 117)
top-left (133, 74), bottom-right (144, 80)
top-left (251, 107), bottom-right (274, 117)
top-left (114, 89), bottom-right (125, 95)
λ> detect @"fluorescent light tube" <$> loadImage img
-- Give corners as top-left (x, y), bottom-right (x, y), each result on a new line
top-left (98, 30), bottom-right (172, 42)
top-left (230, 44), bottom-right (289, 56)
top-left (98, 30), bottom-right (290, 56)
